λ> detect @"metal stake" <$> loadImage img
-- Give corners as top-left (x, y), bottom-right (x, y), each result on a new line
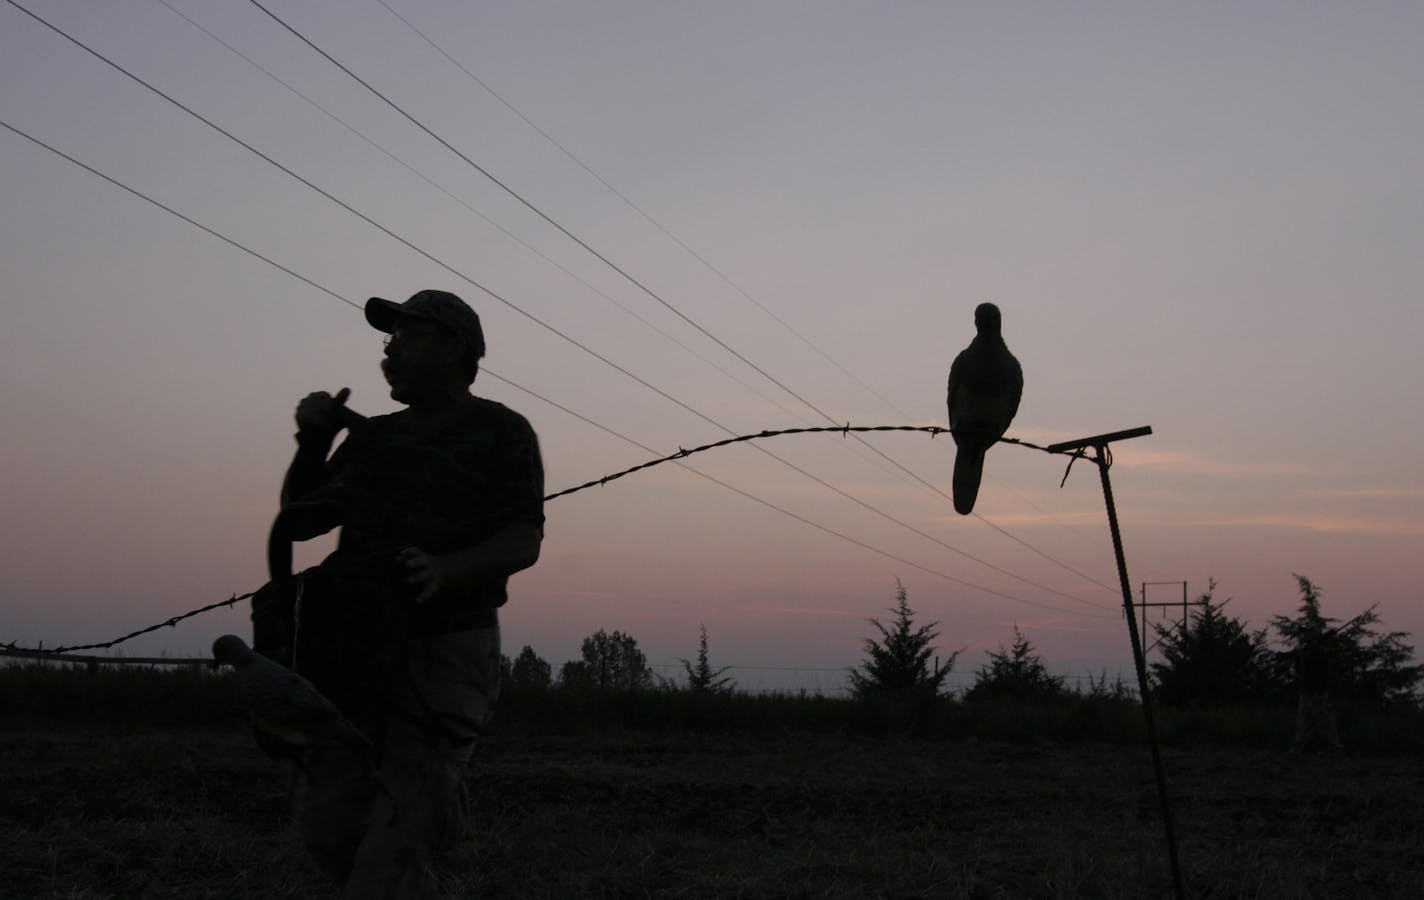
top-left (1047, 426), bottom-right (1184, 900)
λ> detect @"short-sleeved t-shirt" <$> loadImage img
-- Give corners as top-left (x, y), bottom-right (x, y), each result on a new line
top-left (315, 395), bottom-right (544, 611)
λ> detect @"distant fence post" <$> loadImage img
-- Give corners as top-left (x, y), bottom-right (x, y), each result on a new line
top-left (0, 647), bottom-right (210, 669)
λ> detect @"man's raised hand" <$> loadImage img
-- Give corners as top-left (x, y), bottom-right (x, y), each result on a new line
top-left (295, 387), bottom-right (351, 436)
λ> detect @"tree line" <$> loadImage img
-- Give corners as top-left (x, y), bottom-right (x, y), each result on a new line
top-left (501, 624), bottom-right (731, 694)
top-left (502, 575), bottom-right (1423, 709)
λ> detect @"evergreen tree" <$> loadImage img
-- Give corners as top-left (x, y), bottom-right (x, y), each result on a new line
top-left (508, 645), bottom-right (552, 689)
top-left (679, 624), bottom-right (736, 693)
top-left (1269, 575), bottom-right (1423, 707)
top-left (849, 580), bottom-right (958, 698)
top-left (559, 628), bottom-right (653, 691)
top-left (963, 626), bottom-right (1068, 703)
top-left (1148, 580), bottom-right (1273, 707)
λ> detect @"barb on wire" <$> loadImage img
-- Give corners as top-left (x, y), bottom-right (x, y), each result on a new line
top-left (2, 590), bottom-right (260, 655)
top-left (6, 424), bottom-right (1063, 655)
top-left (544, 423), bottom-right (1062, 500)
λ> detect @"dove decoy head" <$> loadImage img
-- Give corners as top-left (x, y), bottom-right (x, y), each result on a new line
top-left (974, 302), bottom-right (1002, 334)
top-left (213, 634), bottom-right (257, 668)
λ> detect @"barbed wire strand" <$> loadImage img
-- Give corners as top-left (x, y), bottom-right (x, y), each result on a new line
top-left (366, 2), bottom-right (1115, 594)
top-left (1, 426), bottom-right (1102, 656)
top-left (0, 83), bottom-right (1110, 619)
top-left (539, 423), bottom-right (1113, 610)
top-left (0, 114), bottom-right (1110, 650)
top-left (546, 426), bottom-right (1049, 499)
top-left (0, 16), bottom-right (1114, 647)
top-left (481, 376), bottom-right (1112, 619)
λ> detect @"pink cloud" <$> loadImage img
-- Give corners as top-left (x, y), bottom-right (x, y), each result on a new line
top-left (739, 604), bottom-right (876, 619)
top-left (1194, 514), bottom-right (1424, 536)
top-left (1302, 488), bottom-right (1424, 499)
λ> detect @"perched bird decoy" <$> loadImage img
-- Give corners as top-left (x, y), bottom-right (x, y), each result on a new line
top-left (212, 634), bottom-right (372, 757)
top-left (946, 302), bottom-right (1023, 515)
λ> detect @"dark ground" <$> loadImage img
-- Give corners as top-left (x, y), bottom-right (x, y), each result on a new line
top-left (4, 725), bottom-right (1423, 898)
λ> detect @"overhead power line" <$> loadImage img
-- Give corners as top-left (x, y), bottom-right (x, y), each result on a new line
top-left (247, 0), bottom-right (848, 431)
top-left (150, 0), bottom-right (927, 497)
top-left (972, 512), bottom-right (1118, 594)
top-left (373, 0), bottom-right (915, 422)
top-left (246, 0), bottom-right (1116, 598)
top-left (2, 0), bottom-right (742, 438)
top-left (7, 0), bottom-right (1111, 612)
top-left (255, 0), bottom-right (911, 446)
top-left (246, 0), bottom-right (968, 505)
top-left (0, 114), bottom-right (1111, 621)
top-left (0, 120), bottom-right (356, 313)
top-left (151, 0), bottom-right (825, 432)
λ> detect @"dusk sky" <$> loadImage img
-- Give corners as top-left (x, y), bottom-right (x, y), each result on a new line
top-left (3, 1), bottom-right (1420, 693)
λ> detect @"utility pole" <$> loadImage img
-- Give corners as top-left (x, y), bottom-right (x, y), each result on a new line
top-left (1138, 581), bottom-right (1207, 656)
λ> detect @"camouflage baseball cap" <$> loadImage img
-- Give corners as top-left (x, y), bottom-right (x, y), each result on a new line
top-left (366, 289), bottom-right (485, 359)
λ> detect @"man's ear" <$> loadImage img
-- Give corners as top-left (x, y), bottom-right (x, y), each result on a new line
top-left (443, 335), bottom-right (467, 365)
top-left (443, 335), bottom-right (476, 384)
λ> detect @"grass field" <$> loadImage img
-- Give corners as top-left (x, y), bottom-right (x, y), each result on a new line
top-left (5, 666), bottom-right (1424, 898)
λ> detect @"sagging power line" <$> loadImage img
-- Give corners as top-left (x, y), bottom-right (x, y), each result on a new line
top-left (3, 4), bottom-right (1109, 612)
top-left (0, 114), bottom-right (1113, 622)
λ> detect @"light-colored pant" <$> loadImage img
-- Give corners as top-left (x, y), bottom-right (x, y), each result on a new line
top-left (295, 627), bottom-right (501, 899)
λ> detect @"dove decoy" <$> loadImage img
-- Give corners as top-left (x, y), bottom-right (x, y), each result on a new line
top-left (212, 634), bottom-right (372, 756)
top-left (946, 302), bottom-right (1023, 515)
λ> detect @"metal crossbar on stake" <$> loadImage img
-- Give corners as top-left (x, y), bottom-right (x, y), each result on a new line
top-left (1047, 426), bottom-right (1184, 900)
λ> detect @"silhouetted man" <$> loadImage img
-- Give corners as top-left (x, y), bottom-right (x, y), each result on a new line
top-left (282, 289), bottom-right (544, 897)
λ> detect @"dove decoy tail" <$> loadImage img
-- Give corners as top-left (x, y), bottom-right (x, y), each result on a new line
top-left (946, 302), bottom-right (1023, 515)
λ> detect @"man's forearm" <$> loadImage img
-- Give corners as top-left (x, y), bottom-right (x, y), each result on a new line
top-left (281, 431), bottom-right (337, 505)
top-left (442, 521), bottom-right (543, 586)
top-left (399, 520), bottom-right (543, 604)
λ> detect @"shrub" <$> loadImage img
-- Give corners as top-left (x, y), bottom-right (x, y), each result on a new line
top-left (963, 626), bottom-right (1069, 704)
top-left (848, 580), bottom-right (959, 699)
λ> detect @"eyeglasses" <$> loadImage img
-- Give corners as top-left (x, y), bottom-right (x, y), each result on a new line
top-left (382, 325), bottom-right (450, 349)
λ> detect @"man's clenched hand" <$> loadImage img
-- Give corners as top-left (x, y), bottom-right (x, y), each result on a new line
top-left (399, 545), bottom-right (453, 604)
top-left (295, 387), bottom-right (351, 437)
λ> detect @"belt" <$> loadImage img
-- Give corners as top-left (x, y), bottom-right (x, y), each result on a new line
top-left (409, 607), bottom-right (498, 636)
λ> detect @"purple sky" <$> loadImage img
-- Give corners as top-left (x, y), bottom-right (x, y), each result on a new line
top-left (3, 1), bottom-right (1421, 692)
